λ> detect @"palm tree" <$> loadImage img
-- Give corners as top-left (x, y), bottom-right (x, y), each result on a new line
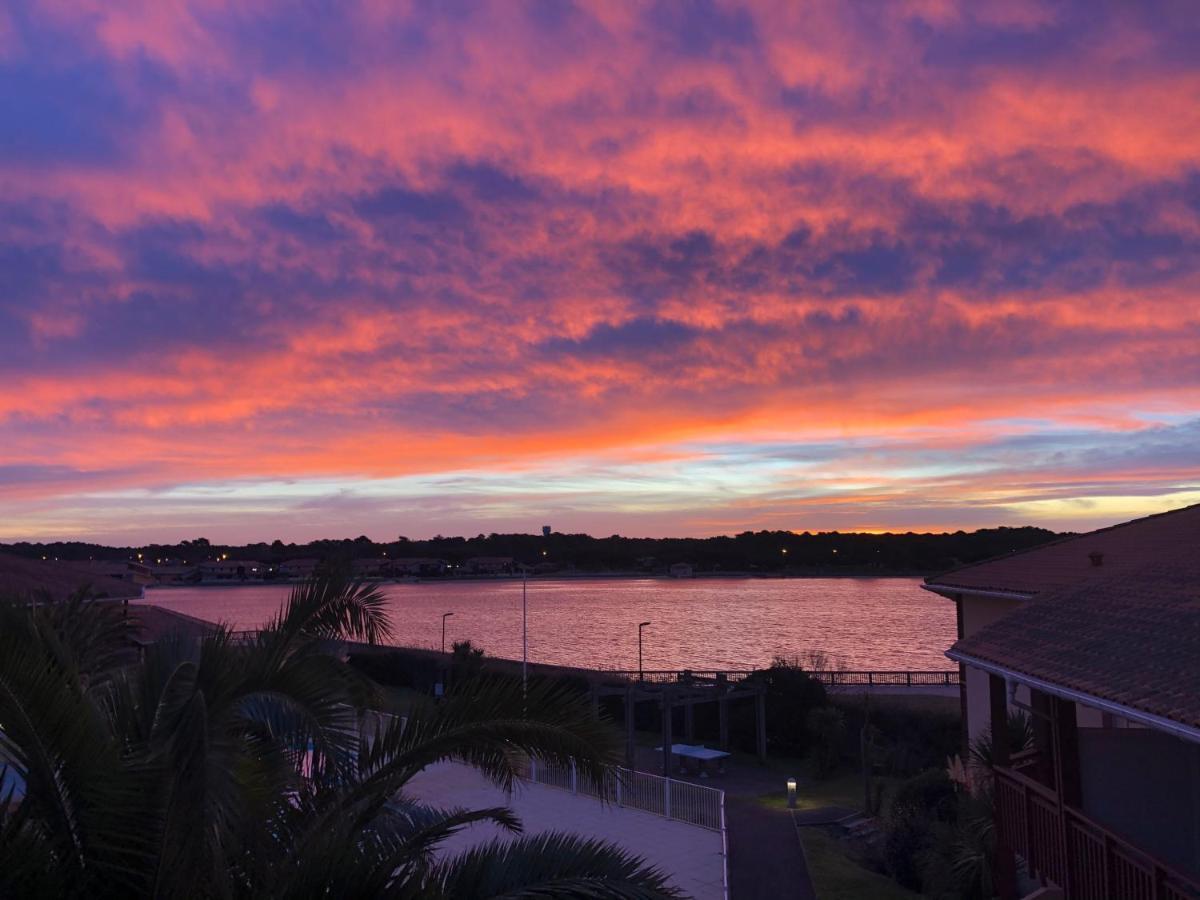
top-left (0, 576), bottom-right (681, 898)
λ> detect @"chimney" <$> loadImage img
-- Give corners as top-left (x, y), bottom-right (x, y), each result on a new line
top-left (1088, 551), bottom-right (1104, 567)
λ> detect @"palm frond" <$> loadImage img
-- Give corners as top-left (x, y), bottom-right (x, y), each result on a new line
top-left (424, 832), bottom-right (684, 899)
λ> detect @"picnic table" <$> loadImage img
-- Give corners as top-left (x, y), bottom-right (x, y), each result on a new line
top-left (655, 743), bottom-right (731, 778)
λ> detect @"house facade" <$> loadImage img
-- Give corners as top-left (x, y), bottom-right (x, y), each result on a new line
top-left (199, 559), bottom-right (263, 581)
top-left (279, 558), bottom-right (320, 580)
top-left (927, 505), bottom-right (1200, 899)
top-left (463, 556), bottom-right (514, 575)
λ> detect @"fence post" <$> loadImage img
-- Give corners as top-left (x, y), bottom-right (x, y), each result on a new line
top-left (664, 777), bottom-right (672, 820)
top-left (529, 756), bottom-right (537, 783)
top-left (570, 761), bottom-right (578, 794)
top-left (906, 672), bottom-right (912, 686)
top-left (616, 772), bottom-right (623, 807)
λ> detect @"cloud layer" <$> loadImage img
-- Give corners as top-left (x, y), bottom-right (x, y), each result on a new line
top-left (1, 0), bottom-right (1198, 541)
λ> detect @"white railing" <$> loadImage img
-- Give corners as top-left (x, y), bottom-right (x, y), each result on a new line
top-left (519, 758), bottom-right (725, 832)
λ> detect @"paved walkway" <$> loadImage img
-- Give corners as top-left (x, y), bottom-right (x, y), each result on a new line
top-left (631, 746), bottom-right (817, 899)
top-left (406, 762), bottom-right (726, 900)
top-left (725, 796), bottom-right (815, 900)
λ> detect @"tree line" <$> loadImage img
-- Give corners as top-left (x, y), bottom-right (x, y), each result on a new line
top-left (5, 525), bottom-right (1061, 576)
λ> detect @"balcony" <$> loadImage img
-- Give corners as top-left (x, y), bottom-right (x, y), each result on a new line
top-left (994, 765), bottom-right (1200, 900)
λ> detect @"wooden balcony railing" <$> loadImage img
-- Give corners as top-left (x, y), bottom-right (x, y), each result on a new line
top-left (994, 766), bottom-right (1200, 900)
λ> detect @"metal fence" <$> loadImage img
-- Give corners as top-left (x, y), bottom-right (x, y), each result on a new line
top-left (808, 670), bottom-right (961, 686)
top-left (517, 757), bottom-right (726, 832)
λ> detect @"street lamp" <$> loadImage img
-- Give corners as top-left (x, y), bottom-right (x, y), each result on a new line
top-left (441, 611), bottom-right (454, 654)
top-left (638, 621), bottom-right (651, 682)
top-left (522, 573), bottom-right (528, 706)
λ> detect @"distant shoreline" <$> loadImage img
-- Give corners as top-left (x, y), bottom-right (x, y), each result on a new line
top-left (142, 570), bottom-right (933, 591)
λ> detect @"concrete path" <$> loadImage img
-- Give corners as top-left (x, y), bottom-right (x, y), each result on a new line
top-left (725, 795), bottom-right (816, 900)
top-left (406, 762), bottom-right (726, 900)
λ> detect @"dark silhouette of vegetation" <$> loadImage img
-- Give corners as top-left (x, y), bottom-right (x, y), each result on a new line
top-left (806, 706), bottom-right (847, 777)
top-left (4, 524), bottom-right (1061, 577)
top-left (450, 639), bottom-right (486, 679)
top-left (0, 575), bottom-right (680, 898)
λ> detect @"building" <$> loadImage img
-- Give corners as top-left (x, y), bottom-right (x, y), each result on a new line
top-left (147, 564), bottom-right (198, 584)
top-left (924, 503), bottom-right (1200, 751)
top-left (279, 558), bottom-right (320, 580)
top-left (927, 505), bottom-right (1200, 899)
top-left (668, 562), bottom-right (694, 578)
top-left (391, 557), bottom-right (448, 576)
top-left (948, 565), bottom-right (1200, 897)
top-left (351, 557), bottom-right (390, 578)
top-left (199, 559), bottom-right (263, 581)
top-left (463, 556), bottom-right (514, 575)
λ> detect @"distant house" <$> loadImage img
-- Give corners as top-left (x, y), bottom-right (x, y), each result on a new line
top-left (928, 504), bottom-right (1200, 897)
top-left (464, 556), bottom-right (514, 575)
top-left (199, 559), bottom-right (263, 581)
top-left (668, 562), bottom-right (693, 578)
top-left (147, 564), bottom-right (198, 585)
top-left (351, 557), bottom-right (390, 578)
top-left (279, 558), bottom-right (320, 580)
top-left (391, 557), bottom-right (448, 576)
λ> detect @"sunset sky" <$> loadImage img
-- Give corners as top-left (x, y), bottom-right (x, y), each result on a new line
top-left (2, 1), bottom-right (1199, 543)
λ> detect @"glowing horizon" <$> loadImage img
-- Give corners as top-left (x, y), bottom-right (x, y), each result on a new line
top-left (1, 1), bottom-right (1198, 544)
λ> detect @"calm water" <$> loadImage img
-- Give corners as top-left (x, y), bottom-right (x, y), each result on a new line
top-left (139, 577), bottom-right (954, 671)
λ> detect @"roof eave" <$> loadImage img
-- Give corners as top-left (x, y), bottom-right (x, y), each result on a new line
top-left (947, 649), bottom-right (1200, 746)
top-left (922, 583), bottom-right (1035, 602)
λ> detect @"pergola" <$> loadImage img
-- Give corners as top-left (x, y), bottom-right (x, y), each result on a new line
top-left (587, 671), bottom-right (768, 773)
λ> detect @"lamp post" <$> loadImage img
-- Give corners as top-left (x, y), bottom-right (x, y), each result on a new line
top-left (638, 621), bottom-right (651, 682)
top-left (441, 611), bottom-right (454, 654)
top-left (522, 573), bottom-right (528, 705)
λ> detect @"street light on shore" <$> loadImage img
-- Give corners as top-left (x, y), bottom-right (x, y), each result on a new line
top-left (638, 621), bottom-right (652, 682)
top-left (441, 611), bottom-right (454, 654)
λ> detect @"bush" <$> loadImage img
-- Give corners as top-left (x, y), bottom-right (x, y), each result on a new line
top-left (881, 769), bottom-right (959, 890)
top-left (451, 639), bottom-right (486, 680)
top-left (888, 768), bottom-right (958, 824)
top-left (750, 656), bottom-right (829, 756)
top-left (807, 706), bottom-right (846, 777)
top-left (836, 697), bottom-right (961, 777)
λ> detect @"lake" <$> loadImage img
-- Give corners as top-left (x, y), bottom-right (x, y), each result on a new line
top-left (140, 576), bottom-right (956, 672)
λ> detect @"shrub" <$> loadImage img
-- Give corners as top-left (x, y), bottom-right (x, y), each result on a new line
top-left (836, 697), bottom-right (961, 777)
top-left (807, 706), bottom-right (847, 777)
top-left (749, 656), bottom-right (829, 756)
top-left (882, 769), bottom-right (959, 890)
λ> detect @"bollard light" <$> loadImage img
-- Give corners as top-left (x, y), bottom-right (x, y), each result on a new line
top-left (787, 777), bottom-right (797, 809)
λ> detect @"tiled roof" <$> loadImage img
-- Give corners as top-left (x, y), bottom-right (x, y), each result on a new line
top-left (949, 563), bottom-right (1200, 731)
top-left (926, 503), bottom-right (1200, 596)
top-left (128, 604), bottom-right (219, 645)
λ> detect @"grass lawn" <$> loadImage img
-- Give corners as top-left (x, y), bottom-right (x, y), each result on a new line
top-left (755, 768), bottom-right (903, 813)
top-left (799, 828), bottom-right (922, 900)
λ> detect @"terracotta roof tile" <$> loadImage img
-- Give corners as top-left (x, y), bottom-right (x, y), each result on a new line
top-left (949, 562), bottom-right (1200, 730)
top-left (926, 503), bottom-right (1200, 596)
